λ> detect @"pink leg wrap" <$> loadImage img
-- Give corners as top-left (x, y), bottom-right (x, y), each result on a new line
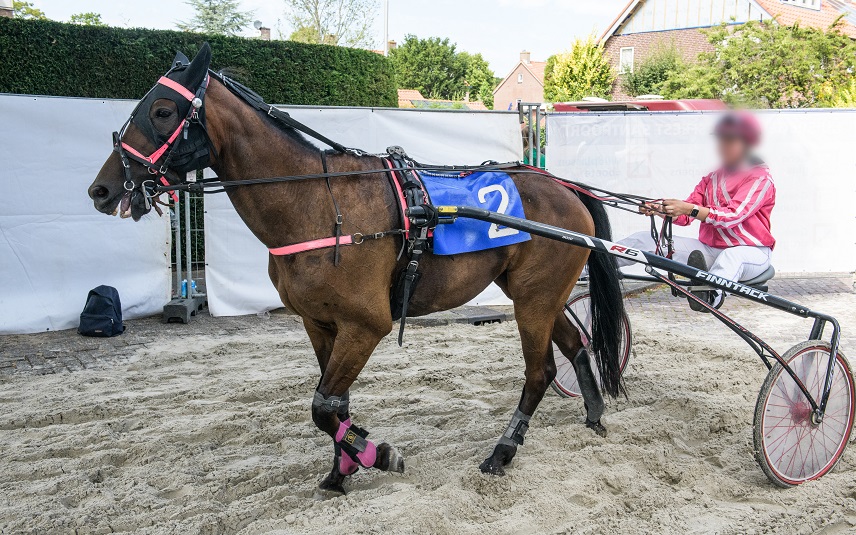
top-left (336, 421), bottom-right (377, 469)
top-left (337, 419), bottom-right (360, 475)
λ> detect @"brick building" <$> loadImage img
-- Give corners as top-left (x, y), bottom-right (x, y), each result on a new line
top-left (492, 51), bottom-right (547, 110)
top-left (0, 0), bottom-right (13, 18)
top-left (600, 0), bottom-right (856, 99)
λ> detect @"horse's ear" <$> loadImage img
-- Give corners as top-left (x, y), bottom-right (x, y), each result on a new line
top-left (172, 50), bottom-right (190, 68)
top-left (184, 42), bottom-right (211, 84)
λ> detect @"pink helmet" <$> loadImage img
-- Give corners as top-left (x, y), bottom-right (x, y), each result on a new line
top-left (714, 110), bottom-right (762, 147)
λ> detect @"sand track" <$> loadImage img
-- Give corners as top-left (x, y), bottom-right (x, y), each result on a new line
top-left (1, 292), bottom-right (855, 534)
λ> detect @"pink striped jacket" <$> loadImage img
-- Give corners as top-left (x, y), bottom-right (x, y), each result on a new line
top-left (674, 164), bottom-right (776, 250)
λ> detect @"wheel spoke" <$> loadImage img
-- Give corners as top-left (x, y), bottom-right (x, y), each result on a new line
top-left (760, 346), bottom-right (854, 485)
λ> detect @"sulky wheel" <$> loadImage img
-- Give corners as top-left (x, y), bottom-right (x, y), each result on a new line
top-left (551, 292), bottom-right (632, 398)
top-left (754, 341), bottom-right (855, 487)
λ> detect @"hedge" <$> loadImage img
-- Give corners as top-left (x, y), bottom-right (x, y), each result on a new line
top-left (0, 18), bottom-right (397, 107)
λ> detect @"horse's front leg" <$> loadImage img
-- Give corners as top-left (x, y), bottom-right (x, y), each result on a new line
top-left (311, 319), bottom-right (404, 495)
top-left (303, 321), bottom-right (353, 495)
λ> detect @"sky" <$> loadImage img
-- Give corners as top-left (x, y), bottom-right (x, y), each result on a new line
top-left (32, 0), bottom-right (629, 76)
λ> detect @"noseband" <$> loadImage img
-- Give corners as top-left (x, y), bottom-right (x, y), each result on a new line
top-left (112, 70), bottom-right (212, 205)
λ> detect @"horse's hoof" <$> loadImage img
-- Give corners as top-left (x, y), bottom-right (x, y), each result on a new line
top-left (314, 485), bottom-right (346, 500)
top-left (374, 443), bottom-right (405, 473)
top-left (317, 467), bottom-right (348, 498)
top-left (479, 457), bottom-right (506, 476)
top-left (586, 419), bottom-right (608, 437)
top-left (479, 444), bottom-right (516, 475)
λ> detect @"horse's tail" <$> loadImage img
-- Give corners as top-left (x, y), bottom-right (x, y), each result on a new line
top-left (578, 193), bottom-right (627, 398)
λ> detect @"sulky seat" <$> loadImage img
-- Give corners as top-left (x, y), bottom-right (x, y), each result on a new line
top-left (741, 266), bottom-right (776, 291)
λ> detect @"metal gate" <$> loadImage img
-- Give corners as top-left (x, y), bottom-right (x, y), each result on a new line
top-left (164, 173), bottom-right (206, 322)
top-left (518, 102), bottom-right (546, 169)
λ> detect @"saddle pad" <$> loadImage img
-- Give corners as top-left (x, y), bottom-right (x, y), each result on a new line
top-left (418, 171), bottom-right (531, 256)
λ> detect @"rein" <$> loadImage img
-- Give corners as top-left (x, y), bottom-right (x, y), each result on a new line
top-left (116, 63), bottom-right (666, 248)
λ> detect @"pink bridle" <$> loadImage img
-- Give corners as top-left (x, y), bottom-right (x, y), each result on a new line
top-left (115, 74), bottom-right (210, 203)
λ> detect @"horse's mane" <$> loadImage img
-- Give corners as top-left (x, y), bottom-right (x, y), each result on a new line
top-left (217, 67), bottom-right (321, 154)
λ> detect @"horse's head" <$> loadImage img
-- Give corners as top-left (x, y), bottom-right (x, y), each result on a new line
top-left (88, 43), bottom-right (212, 220)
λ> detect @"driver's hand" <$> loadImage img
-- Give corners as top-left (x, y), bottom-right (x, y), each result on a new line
top-left (639, 202), bottom-right (662, 217)
top-left (661, 199), bottom-right (692, 217)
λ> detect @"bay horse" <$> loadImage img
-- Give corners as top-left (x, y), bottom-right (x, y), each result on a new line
top-left (87, 44), bottom-right (625, 495)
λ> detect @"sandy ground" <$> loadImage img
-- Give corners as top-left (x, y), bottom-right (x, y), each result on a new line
top-left (1, 290), bottom-right (856, 535)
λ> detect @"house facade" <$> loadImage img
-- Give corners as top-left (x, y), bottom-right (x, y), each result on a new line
top-left (601, 0), bottom-right (856, 99)
top-left (492, 51), bottom-right (547, 110)
top-left (0, 0), bottom-right (13, 18)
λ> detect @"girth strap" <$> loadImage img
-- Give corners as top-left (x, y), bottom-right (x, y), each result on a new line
top-left (385, 147), bottom-right (433, 346)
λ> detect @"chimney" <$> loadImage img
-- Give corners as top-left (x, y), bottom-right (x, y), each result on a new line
top-left (259, 27), bottom-right (271, 41)
top-left (388, 40), bottom-right (397, 51)
top-left (520, 50), bottom-right (531, 64)
top-left (0, 0), bottom-right (13, 18)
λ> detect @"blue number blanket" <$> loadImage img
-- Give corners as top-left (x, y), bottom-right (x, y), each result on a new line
top-left (418, 170), bottom-right (531, 256)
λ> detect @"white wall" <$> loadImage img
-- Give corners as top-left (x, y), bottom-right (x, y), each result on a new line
top-left (547, 110), bottom-right (856, 274)
top-left (0, 95), bottom-right (172, 334)
top-left (4, 99), bottom-right (849, 332)
top-left (204, 107), bottom-right (522, 317)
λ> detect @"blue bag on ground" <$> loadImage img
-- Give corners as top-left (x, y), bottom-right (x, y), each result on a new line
top-left (78, 285), bottom-right (125, 337)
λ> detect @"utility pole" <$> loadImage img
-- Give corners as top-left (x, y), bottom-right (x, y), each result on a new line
top-left (383, 0), bottom-right (389, 55)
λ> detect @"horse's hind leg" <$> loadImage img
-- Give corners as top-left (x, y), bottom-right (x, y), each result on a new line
top-left (552, 311), bottom-right (607, 436)
top-left (479, 295), bottom-right (561, 475)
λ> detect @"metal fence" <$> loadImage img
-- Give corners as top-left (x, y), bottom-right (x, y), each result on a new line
top-left (518, 102), bottom-right (546, 169)
top-left (169, 179), bottom-right (205, 299)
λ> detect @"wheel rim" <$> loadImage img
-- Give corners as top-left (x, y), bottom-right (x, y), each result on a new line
top-left (760, 346), bottom-right (855, 485)
top-left (552, 293), bottom-right (630, 397)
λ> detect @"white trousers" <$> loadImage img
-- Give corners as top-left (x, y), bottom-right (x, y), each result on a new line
top-left (616, 231), bottom-right (773, 283)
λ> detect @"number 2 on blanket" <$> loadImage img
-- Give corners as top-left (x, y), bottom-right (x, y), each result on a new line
top-left (478, 185), bottom-right (519, 239)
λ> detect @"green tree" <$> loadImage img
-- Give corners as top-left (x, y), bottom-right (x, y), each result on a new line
top-left (68, 12), bottom-right (106, 26)
top-left (389, 35), bottom-right (496, 106)
top-left (284, 0), bottom-right (378, 48)
top-left (660, 20), bottom-right (856, 108)
top-left (12, 1), bottom-right (47, 19)
top-left (820, 77), bottom-right (856, 108)
top-left (544, 34), bottom-right (614, 102)
top-left (289, 24), bottom-right (336, 44)
top-left (657, 63), bottom-right (720, 100)
top-left (177, 0), bottom-right (254, 36)
top-left (621, 44), bottom-right (684, 97)
top-left (460, 51), bottom-right (495, 108)
top-left (389, 35), bottom-right (466, 100)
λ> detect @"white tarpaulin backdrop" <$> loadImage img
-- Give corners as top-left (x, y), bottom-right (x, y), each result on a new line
top-left (0, 95), bottom-right (171, 334)
top-left (547, 110), bottom-right (856, 273)
top-left (205, 107), bottom-right (521, 317)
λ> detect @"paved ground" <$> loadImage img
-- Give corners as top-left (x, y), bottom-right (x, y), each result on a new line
top-left (1, 276), bottom-right (852, 377)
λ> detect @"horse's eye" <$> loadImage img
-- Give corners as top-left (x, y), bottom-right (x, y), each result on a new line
top-left (155, 109), bottom-right (173, 118)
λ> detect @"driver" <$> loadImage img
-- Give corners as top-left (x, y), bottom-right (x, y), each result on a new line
top-left (614, 111), bottom-right (776, 312)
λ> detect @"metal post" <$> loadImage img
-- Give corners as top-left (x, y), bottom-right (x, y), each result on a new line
top-left (173, 198), bottom-right (182, 298)
top-left (184, 190), bottom-right (192, 297)
top-left (384, 0), bottom-right (389, 55)
top-left (534, 105), bottom-right (542, 168)
top-left (526, 104), bottom-right (538, 166)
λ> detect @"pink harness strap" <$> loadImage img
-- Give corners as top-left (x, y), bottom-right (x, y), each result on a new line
top-left (383, 158), bottom-right (410, 237)
top-left (269, 235), bottom-right (354, 256)
top-left (267, 159), bottom-right (411, 257)
top-left (157, 76), bottom-right (196, 101)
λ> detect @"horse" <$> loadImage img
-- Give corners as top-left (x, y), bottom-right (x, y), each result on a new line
top-left (87, 43), bottom-right (626, 495)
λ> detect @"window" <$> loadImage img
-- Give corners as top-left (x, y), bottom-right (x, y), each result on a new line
top-left (779, 0), bottom-right (821, 10)
top-left (619, 47), bottom-right (634, 74)
top-left (518, 73), bottom-right (524, 84)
